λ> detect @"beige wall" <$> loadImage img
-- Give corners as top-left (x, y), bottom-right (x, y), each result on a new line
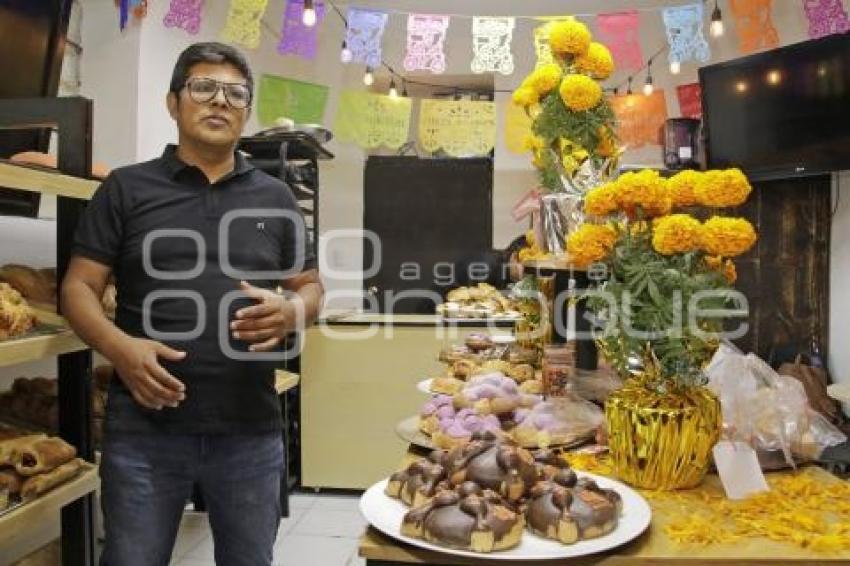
top-left (830, 174), bottom-right (850, 412)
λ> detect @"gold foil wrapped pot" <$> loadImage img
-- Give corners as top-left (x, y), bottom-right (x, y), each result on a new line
top-left (605, 381), bottom-right (721, 490)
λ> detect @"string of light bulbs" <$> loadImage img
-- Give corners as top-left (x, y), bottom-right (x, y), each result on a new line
top-left (299, 0), bottom-right (719, 22)
top-left (290, 0), bottom-right (727, 99)
top-left (325, 0), bottom-right (516, 97)
top-left (607, 0), bottom-right (726, 97)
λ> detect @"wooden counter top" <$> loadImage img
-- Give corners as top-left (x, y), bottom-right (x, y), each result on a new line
top-left (357, 448), bottom-right (850, 565)
top-left (316, 311), bottom-right (517, 327)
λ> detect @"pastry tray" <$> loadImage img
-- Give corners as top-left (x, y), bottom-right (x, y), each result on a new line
top-left (395, 415), bottom-right (592, 452)
top-left (360, 474), bottom-right (651, 561)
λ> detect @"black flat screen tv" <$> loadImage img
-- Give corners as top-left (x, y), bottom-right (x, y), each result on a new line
top-left (700, 33), bottom-right (850, 180)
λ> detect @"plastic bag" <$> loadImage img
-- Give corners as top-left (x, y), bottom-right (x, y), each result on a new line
top-left (706, 343), bottom-right (846, 467)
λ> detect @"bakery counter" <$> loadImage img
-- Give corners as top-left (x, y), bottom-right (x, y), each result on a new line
top-left (316, 311), bottom-right (518, 327)
top-left (300, 313), bottom-right (514, 490)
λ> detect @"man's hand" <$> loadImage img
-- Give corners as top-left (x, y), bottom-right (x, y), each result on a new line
top-left (231, 280), bottom-right (300, 352)
top-left (112, 336), bottom-right (187, 410)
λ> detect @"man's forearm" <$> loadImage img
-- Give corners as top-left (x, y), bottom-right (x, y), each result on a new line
top-left (61, 279), bottom-right (129, 362)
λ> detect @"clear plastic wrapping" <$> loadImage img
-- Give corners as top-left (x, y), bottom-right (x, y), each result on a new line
top-left (706, 343), bottom-right (846, 467)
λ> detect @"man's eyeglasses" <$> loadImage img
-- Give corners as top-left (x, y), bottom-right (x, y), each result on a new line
top-left (184, 77), bottom-right (251, 109)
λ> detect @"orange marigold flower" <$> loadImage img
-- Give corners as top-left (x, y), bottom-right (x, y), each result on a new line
top-left (575, 42), bottom-right (614, 80)
top-left (651, 214), bottom-right (703, 255)
top-left (584, 183), bottom-right (618, 216)
top-left (614, 169), bottom-right (671, 218)
top-left (667, 169), bottom-right (703, 207)
top-left (559, 74), bottom-right (602, 112)
top-left (548, 19), bottom-right (592, 56)
top-left (526, 63), bottom-right (563, 95)
top-left (512, 85), bottom-right (539, 107)
top-left (567, 223), bottom-right (617, 268)
top-left (695, 168), bottom-right (753, 208)
top-left (701, 216), bottom-right (757, 257)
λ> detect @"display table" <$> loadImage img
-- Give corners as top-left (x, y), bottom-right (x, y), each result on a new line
top-left (357, 447), bottom-right (850, 565)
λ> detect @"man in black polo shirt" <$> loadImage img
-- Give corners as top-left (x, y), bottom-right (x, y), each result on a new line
top-left (60, 42), bottom-right (323, 566)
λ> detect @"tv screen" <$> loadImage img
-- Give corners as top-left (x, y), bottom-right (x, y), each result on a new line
top-left (700, 33), bottom-right (850, 180)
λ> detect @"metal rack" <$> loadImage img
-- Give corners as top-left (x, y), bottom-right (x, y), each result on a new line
top-left (0, 96), bottom-right (97, 566)
top-left (238, 131), bottom-right (333, 498)
top-left (238, 131), bottom-right (333, 261)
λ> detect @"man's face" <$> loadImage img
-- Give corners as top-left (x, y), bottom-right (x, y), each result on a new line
top-left (167, 62), bottom-right (251, 148)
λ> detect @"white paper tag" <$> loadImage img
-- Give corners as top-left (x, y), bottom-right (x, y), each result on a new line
top-left (678, 146), bottom-right (693, 159)
top-left (712, 441), bottom-right (769, 500)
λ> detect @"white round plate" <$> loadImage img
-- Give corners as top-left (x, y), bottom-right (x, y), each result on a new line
top-left (417, 379), bottom-right (434, 394)
top-left (360, 474), bottom-right (651, 561)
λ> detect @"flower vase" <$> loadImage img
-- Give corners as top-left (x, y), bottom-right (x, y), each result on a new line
top-left (605, 381), bottom-right (721, 490)
top-left (540, 193), bottom-right (583, 256)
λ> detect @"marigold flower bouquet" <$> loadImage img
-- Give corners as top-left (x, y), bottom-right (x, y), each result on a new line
top-left (512, 18), bottom-right (620, 194)
top-left (512, 18), bottom-right (621, 258)
top-left (567, 167), bottom-right (758, 490)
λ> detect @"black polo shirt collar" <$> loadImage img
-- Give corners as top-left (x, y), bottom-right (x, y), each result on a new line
top-left (160, 144), bottom-right (254, 183)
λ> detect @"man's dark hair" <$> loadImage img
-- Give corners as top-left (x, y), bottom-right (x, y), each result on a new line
top-left (169, 42), bottom-right (254, 99)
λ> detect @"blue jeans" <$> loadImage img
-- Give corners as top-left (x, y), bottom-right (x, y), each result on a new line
top-left (99, 431), bottom-right (284, 566)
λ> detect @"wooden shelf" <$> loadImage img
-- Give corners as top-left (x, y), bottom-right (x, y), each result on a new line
top-left (0, 463), bottom-right (99, 565)
top-left (0, 310), bottom-right (87, 368)
top-left (0, 160), bottom-right (99, 201)
top-left (274, 369), bottom-right (300, 394)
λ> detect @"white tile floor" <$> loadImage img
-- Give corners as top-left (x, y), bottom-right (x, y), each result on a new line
top-left (168, 491), bottom-right (368, 566)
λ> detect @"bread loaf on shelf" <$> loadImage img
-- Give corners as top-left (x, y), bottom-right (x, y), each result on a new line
top-left (0, 263), bottom-right (116, 317)
top-left (0, 434), bottom-right (47, 467)
top-left (0, 377), bottom-right (59, 431)
top-left (20, 458), bottom-right (83, 501)
top-left (0, 369), bottom-right (111, 434)
top-left (14, 436), bottom-right (77, 476)
top-left (0, 282), bottom-right (36, 340)
top-left (0, 265), bottom-right (56, 304)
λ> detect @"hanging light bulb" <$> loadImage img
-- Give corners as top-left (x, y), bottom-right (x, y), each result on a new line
top-left (670, 60), bottom-right (681, 75)
top-left (710, 1), bottom-right (725, 38)
top-left (389, 78), bottom-right (398, 98)
top-left (363, 66), bottom-right (374, 86)
top-left (340, 39), bottom-right (353, 64)
top-left (302, 0), bottom-right (317, 27)
top-left (643, 60), bottom-right (654, 96)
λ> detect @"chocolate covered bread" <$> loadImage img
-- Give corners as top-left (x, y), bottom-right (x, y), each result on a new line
top-left (525, 473), bottom-right (622, 544)
top-left (386, 450), bottom-right (449, 508)
top-left (401, 484), bottom-right (524, 553)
